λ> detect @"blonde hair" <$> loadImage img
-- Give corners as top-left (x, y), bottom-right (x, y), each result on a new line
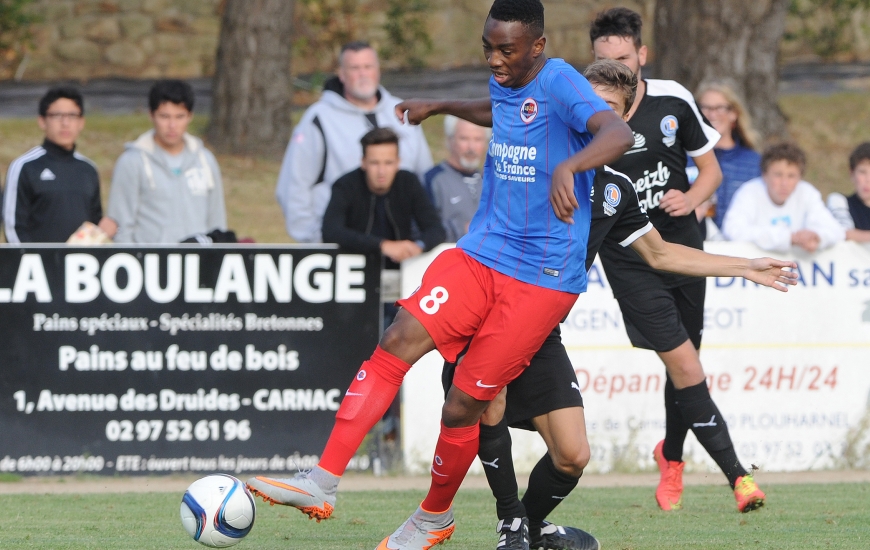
top-left (584, 59), bottom-right (637, 117)
top-left (696, 82), bottom-right (760, 151)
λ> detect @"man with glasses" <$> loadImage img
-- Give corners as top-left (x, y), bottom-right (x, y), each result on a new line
top-left (3, 86), bottom-right (110, 243)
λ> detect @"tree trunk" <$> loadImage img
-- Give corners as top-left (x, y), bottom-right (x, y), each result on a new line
top-left (207, 0), bottom-right (295, 158)
top-left (653, 0), bottom-right (789, 140)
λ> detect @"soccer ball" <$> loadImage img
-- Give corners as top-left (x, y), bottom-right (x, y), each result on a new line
top-left (180, 474), bottom-right (256, 547)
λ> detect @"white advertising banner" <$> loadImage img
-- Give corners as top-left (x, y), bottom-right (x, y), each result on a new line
top-left (401, 242), bottom-right (870, 474)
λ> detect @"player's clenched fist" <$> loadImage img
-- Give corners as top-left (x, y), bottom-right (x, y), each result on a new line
top-left (395, 99), bottom-right (437, 125)
top-left (550, 162), bottom-right (580, 223)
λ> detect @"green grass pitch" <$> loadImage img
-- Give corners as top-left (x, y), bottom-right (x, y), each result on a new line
top-left (0, 484), bottom-right (868, 549)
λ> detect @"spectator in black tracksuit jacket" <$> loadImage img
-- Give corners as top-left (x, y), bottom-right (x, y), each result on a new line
top-left (3, 87), bottom-right (112, 243)
top-left (322, 128), bottom-right (445, 269)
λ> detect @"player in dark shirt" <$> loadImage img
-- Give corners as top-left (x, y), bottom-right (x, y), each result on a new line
top-left (589, 8), bottom-right (765, 513)
top-left (3, 87), bottom-right (104, 243)
top-left (443, 60), bottom-right (797, 550)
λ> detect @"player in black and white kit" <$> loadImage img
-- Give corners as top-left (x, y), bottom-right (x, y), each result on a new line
top-left (442, 60), bottom-right (797, 550)
top-left (590, 8), bottom-right (766, 513)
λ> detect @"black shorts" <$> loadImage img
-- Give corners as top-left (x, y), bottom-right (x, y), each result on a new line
top-left (441, 327), bottom-right (583, 432)
top-left (616, 280), bottom-right (705, 352)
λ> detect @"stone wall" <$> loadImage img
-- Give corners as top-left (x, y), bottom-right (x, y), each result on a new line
top-left (21, 0), bottom-right (221, 81)
top-left (13, 0), bottom-right (870, 82)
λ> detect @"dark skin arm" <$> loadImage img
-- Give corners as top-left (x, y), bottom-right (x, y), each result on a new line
top-left (550, 109), bottom-right (634, 223)
top-left (395, 97), bottom-right (493, 127)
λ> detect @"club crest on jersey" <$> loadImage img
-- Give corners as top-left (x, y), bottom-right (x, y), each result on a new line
top-left (660, 115), bottom-right (678, 147)
top-left (603, 183), bottom-right (621, 216)
top-left (520, 98), bottom-right (538, 123)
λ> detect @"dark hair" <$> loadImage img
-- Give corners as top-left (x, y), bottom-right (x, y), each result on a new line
top-left (341, 41), bottom-right (373, 56)
top-left (849, 142), bottom-right (870, 171)
top-left (590, 7), bottom-right (643, 49)
top-left (488, 0), bottom-right (545, 38)
top-left (584, 60), bottom-right (637, 116)
top-left (360, 127), bottom-right (399, 155)
top-left (761, 142), bottom-right (806, 174)
top-left (148, 79), bottom-right (195, 112)
top-left (39, 86), bottom-right (84, 116)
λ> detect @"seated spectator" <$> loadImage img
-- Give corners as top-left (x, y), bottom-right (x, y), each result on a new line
top-left (424, 115), bottom-right (489, 242)
top-left (3, 87), bottom-right (112, 243)
top-left (277, 41), bottom-right (433, 243)
top-left (322, 128), bottom-right (445, 268)
top-left (827, 142), bottom-right (870, 242)
top-left (107, 80), bottom-right (226, 243)
top-left (692, 83), bottom-right (761, 228)
top-left (722, 142), bottom-right (845, 252)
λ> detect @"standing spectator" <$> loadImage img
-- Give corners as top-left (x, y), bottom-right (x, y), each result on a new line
top-left (827, 142), bottom-right (870, 242)
top-left (3, 87), bottom-right (109, 243)
top-left (321, 128), bottom-right (445, 267)
top-left (694, 83), bottom-right (762, 227)
top-left (276, 41), bottom-right (433, 243)
top-left (723, 142), bottom-right (845, 252)
top-left (107, 80), bottom-right (226, 244)
top-left (424, 115), bottom-right (490, 242)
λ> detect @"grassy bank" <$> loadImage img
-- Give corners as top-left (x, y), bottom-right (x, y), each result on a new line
top-left (0, 93), bottom-right (865, 244)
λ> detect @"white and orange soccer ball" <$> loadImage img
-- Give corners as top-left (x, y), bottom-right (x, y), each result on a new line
top-left (180, 474), bottom-right (256, 547)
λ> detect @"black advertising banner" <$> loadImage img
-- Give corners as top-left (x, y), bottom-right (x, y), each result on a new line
top-left (0, 246), bottom-right (380, 476)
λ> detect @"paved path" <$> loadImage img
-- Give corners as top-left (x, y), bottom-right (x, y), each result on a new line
top-left (2, 469), bottom-right (868, 495)
top-left (2, 63), bottom-right (869, 118)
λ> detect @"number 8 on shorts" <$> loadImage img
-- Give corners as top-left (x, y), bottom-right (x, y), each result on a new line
top-left (419, 286), bottom-right (449, 315)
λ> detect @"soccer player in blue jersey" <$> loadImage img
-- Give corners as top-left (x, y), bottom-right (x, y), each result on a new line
top-left (246, 1), bottom-right (633, 548)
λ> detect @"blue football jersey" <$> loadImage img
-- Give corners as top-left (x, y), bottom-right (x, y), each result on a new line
top-left (458, 58), bottom-right (608, 294)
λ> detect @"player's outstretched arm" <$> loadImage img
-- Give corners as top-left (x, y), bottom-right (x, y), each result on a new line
top-left (629, 227), bottom-right (799, 292)
top-left (394, 98), bottom-right (493, 127)
top-left (551, 110), bottom-right (633, 223)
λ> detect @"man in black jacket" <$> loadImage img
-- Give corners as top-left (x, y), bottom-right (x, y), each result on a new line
top-left (322, 127), bottom-right (445, 269)
top-left (3, 87), bottom-right (112, 243)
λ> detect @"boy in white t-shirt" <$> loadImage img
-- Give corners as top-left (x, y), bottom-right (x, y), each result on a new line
top-left (722, 142), bottom-right (845, 252)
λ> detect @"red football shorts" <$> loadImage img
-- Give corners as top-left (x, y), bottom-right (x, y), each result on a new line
top-left (398, 248), bottom-right (578, 400)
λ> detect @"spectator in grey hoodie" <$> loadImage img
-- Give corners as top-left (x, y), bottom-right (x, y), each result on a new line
top-left (107, 80), bottom-right (226, 243)
top-left (276, 41), bottom-right (433, 243)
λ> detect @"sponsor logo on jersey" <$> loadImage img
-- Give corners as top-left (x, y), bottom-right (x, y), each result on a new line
top-left (40, 168), bottom-right (56, 181)
top-left (489, 140), bottom-right (538, 182)
top-left (661, 115), bottom-right (678, 147)
top-left (603, 183), bottom-right (621, 216)
top-left (633, 132), bottom-right (646, 148)
top-left (625, 132), bottom-right (648, 155)
top-left (520, 98), bottom-right (538, 123)
top-left (634, 161), bottom-right (671, 212)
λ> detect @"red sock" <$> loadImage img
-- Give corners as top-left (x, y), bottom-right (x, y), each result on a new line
top-left (318, 346), bottom-right (410, 476)
top-left (420, 422), bottom-right (480, 513)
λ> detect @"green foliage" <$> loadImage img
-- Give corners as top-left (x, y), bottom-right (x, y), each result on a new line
top-left (292, 0), bottom-right (372, 72)
top-left (787, 0), bottom-right (870, 59)
top-left (0, 0), bottom-right (37, 78)
top-left (380, 0), bottom-right (433, 69)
